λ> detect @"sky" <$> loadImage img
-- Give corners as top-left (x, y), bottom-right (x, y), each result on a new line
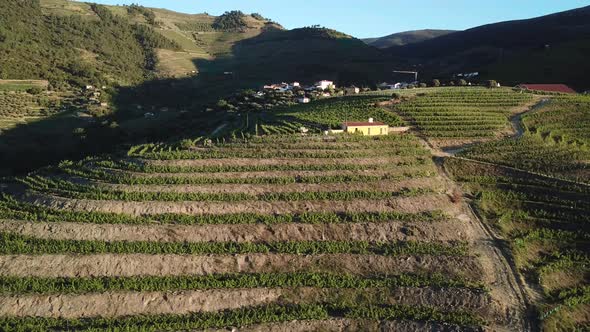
top-left (89, 0), bottom-right (588, 38)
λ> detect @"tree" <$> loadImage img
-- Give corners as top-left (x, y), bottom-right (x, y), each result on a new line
top-left (216, 99), bottom-right (229, 109)
top-left (431, 79), bottom-right (441, 87)
top-left (487, 80), bottom-right (498, 89)
top-left (457, 79), bottom-right (467, 86)
top-left (251, 13), bottom-right (266, 21)
top-left (213, 11), bottom-right (247, 32)
top-left (419, 83), bottom-right (427, 88)
top-left (26, 87), bottom-right (43, 95)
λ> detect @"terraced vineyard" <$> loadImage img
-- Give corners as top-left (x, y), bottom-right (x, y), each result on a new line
top-left (391, 88), bottom-right (534, 149)
top-left (448, 95), bottom-right (590, 331)
top-left (250, 96), bottom-right (404, 136)
top-left (460, 95), bottom-right (590, 182)
top-left (446, 158), bottom-right (590, 332)
top-left (0, 134), bottom-right (526, 331)
top-left (0, 91), bottom-right (61, 131)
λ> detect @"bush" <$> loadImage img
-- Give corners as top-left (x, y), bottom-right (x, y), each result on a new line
top-left (179, 139), bottom-right (196, 149)
top-left (251, 13), bottom-right (266, 21)
top-left (26, 87), bottom-right (43, 95)
top-left (457, 79), bottom-right (467, 86)
top-left (213, 11), bottom-right (247, 32)
top-left (487, 80), bottom-right (498, 89)
top-left (419, 83), bottom-right (427, 88)
top-left (431, 79), bottom-right (441, 87)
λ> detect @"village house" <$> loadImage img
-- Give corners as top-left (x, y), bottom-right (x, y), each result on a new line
top-left (297, 97), bottom-right (311, 104)
top-left (342, 118), bottom-right (389, 136)
top-left (345, 86), bottom-right (360, 95)
top-left (315, 80), bottom-right (335, 90)
top-left (378, 82), bottom-right (402, 90)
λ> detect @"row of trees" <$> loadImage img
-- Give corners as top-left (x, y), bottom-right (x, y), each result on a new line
top-left (429, 79), bottom-right (499, 88)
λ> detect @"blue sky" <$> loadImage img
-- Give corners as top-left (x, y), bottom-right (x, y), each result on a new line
top-left (90, 0), bottom-right (588, 38)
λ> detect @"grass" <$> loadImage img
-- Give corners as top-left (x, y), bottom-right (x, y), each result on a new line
top-left (0, 80), bottom-right (48, 92)
top-left (445, 157), bottom-right (590, 330)
top-left (0, 193), bottom-right (446, 225)
top-left (0, 303), bottom-right (485, 331)
top-left (458, 95), bottom-right (590, 183)
top-left (20, 175), bottom-right (435, 202)
top-left (0, 232), bottom-right (469, 256)
top-left (0, 272), bottom-right (484, 295)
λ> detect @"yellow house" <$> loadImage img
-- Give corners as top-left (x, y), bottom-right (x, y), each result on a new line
top-left (342, 118), bottom-right (389, 136)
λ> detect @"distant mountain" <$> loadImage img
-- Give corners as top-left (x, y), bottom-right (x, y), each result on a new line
top-left (363, 29), bottom-right (456, 49)
top-left (386, 6), bottom-right (590, 90)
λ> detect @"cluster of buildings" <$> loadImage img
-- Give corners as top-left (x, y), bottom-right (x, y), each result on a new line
top-left (377, 81), bottom-right (419, 90)
top-left (263, 80), bottom-right (336, 92)
top-left (261, 80), bottom-right (353, 104)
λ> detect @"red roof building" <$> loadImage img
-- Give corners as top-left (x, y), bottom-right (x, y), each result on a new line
top-left (518, 84), bottom-right (576, 94)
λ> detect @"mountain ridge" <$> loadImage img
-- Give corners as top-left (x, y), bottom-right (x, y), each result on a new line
top-left (363, 29), bottom-right (457, 48)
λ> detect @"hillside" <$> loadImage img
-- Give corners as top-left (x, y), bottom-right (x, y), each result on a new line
top-left (0, 0), bottom-right (180, 88)
top-left (387, 5), bottom-right (590, 90)
top-left (363, 29), bottom-right (456, 49)
top-left (0, 1), bottom-right (392, 176)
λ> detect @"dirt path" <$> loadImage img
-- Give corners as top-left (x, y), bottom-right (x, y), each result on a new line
top-left (399, 99), bottom-right (553, 331)
top-left (21, 192), bottom-right (457, 216)
top-left (0, 218), bottom-right (474, 244)
top-left (84, 177), bottom-right (444, 195)
top-left (0, 287), bottom-right (496, 319)
top-left (509, 98), bottom-right (549, 140)
top-left (89, 165), bottom-right (434, 180)
top-left (143, 156), bottom-right (417, 168)
top-left (0, 254), bottom-right (483, 280)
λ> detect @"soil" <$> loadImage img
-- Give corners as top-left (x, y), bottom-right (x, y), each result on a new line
top-left (0, 287), bottom-right (498, 320)
top-left (0, 253), bottom-right (483, 281)
top-left (21, 192), bottom-right (456, 216)
top-left (200, 319), bottom-right (482, 332)
top-left (91, 165), bottom-right (435, 181)
top-left (144, 156), bottom-right (416, 168)
top-left (0, 218), bottom-right (476, 244)
top-left (88, 177), bottom-right (446, 195)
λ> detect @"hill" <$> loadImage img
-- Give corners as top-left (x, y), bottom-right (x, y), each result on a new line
top-left (387, 6), bottom-right (590, 90)
top-left (0, 0), bottom-right (181, 88)
top-left (0, 1), bottom-right (392, 176)
top-left (363, 29), bottom-right (456, 49)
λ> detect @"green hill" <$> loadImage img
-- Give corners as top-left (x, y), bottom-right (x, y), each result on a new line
top-left (363, 29), bottom-right (456, 49)
top-left (386, 6), bottom-right (590, 90)
top-left (0, 0), bottom-right (180, 88)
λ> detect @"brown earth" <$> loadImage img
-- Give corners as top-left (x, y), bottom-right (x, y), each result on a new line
top-left (0, 254), bottom-right (483, 281)
top-left (0, 287), bottom-right (497, 320)
top-left (142, 156), bottom-right (419, 168)
top-left (90, 164), bottom-right (435, 180)
top-left (0, 218), bottom-right (474, 244)
top-left (85, 177), bottom-right (445, 195)
top-left (21, 192), bottom-right (458, 216)
top-left (201, 319), bottom-right (483, 332)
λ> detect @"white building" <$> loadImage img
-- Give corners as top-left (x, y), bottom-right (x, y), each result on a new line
top-left (297, 97), bottom-right (311, 104)
top-left (315, 80), bottom-right (335, 90)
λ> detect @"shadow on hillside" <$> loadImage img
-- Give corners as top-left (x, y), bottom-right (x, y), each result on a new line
top-left (0, 28), bottom-right (397, 176)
